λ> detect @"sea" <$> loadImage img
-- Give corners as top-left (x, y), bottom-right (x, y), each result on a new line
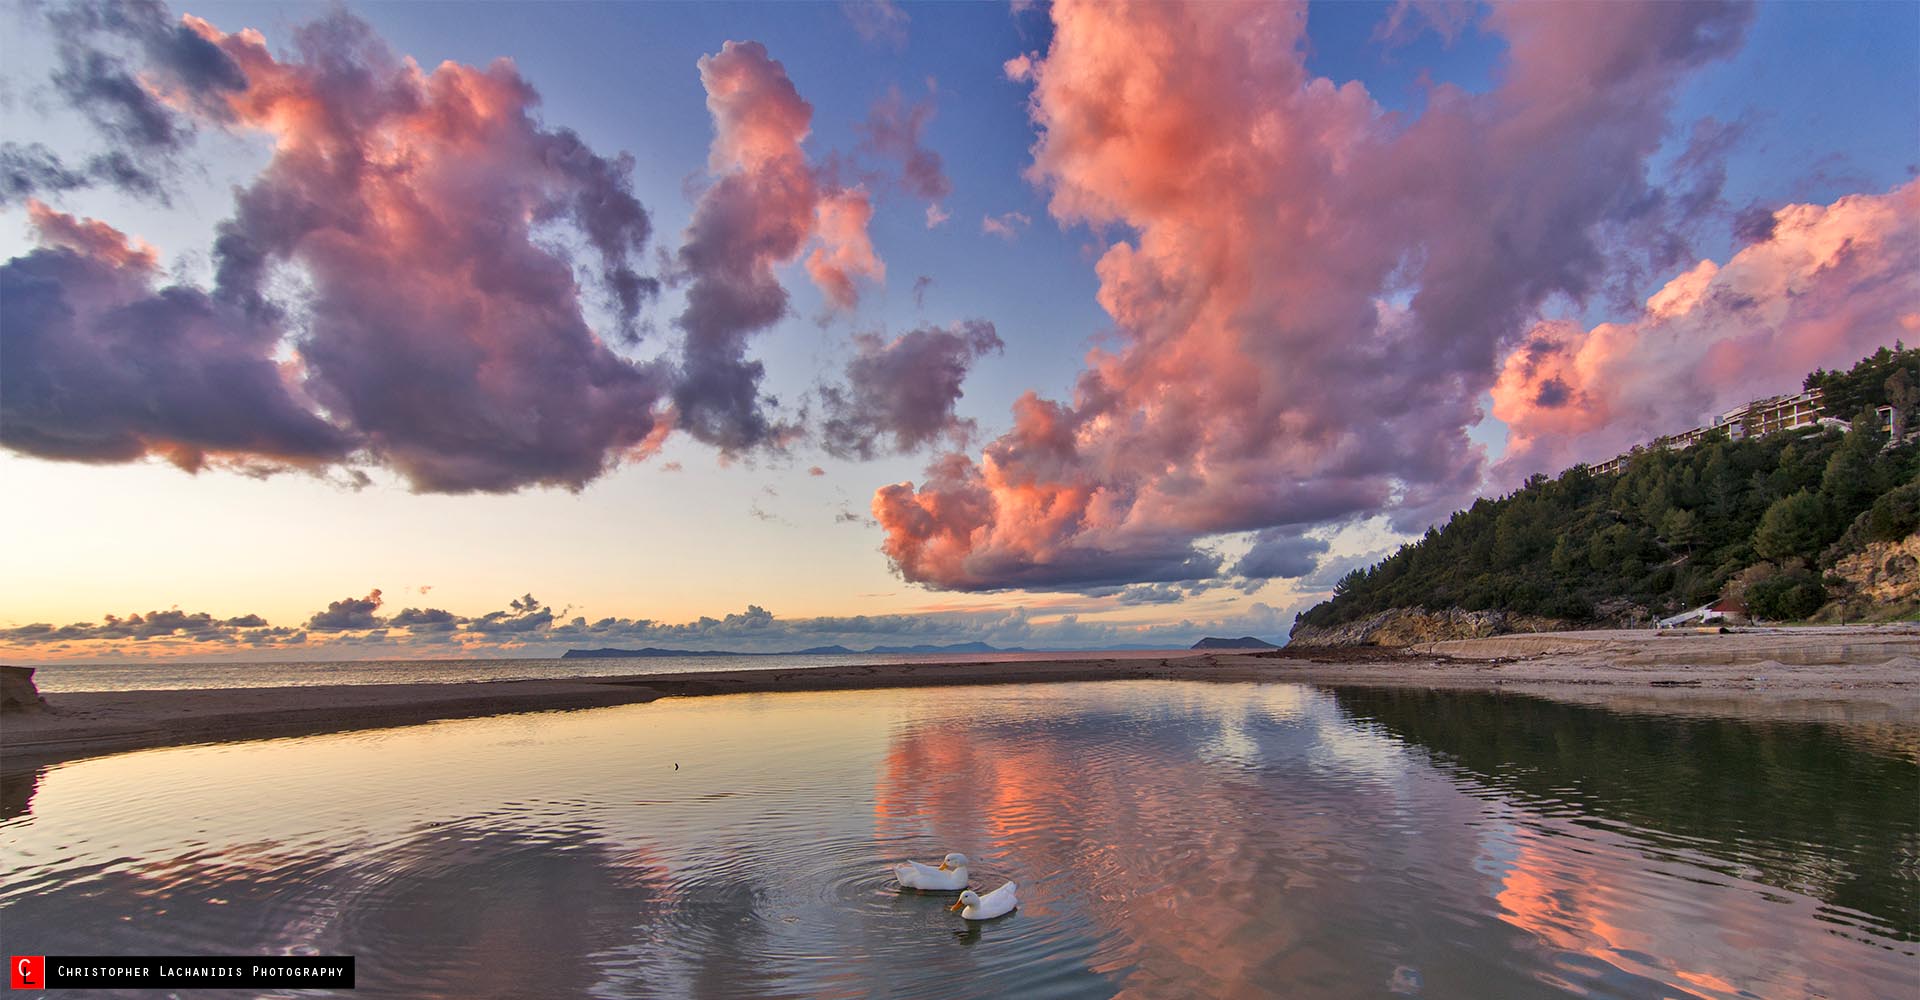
top-left (23, 648), bottom-right (1194, 693)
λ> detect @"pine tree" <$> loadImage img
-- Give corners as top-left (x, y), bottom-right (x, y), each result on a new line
top-left (1821, 410), bottom-right (1885, 520)
top-left (1661, 508), bottom-right (1700, 555)
top-left (1752, 490), bottom-right (1832, 562)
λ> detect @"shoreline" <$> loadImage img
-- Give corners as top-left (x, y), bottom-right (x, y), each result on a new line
top-left (4, 624), bottom-right (1915, 767)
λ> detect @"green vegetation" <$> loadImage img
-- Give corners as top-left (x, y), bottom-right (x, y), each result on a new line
top-left (1299, 348), bottom-right (1920, 628)
top-left (1805, 343), bottom-right (1920, 423)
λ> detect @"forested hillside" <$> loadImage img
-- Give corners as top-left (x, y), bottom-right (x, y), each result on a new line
top-left (1297, 347), bottom-right (1920, 630)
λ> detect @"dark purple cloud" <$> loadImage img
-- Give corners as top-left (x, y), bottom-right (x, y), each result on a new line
top-left (306, 589), bottom-right (384, 632)
top-left (470, 606), bottom-right (557, 634)
top-left (1588, 114), bottom-right (1751, 312)
top-left (0, 145), bottom-right (94, 204)
top-left (387, 594), bottom-right (559, 635)
top-left (2, 611), bottom-right (249, 642)
top-left (0, 609), bottom-right (278, 646)
top-left (0, 143), bottom-right (167, 206)
top-left (1532, 377), bottom-right (1572, 408)
top-left (6, 7), bottom-right (678, 493)
top-left (1732, 203), bottom-right (1779, 245)
top-left (196, 11), bottom-right (670, 492)
top-left (1232, 531), bottom-right (1332, 580)
top-left (1107, 579), bottom-right (1228, 605)
top-left (1, 590), bottom-right (1317, 658)
top-left (387, 607), bottom-right (459, 632)
top-left (671, 40), bottom-right (882, 453)
top-left (0, 202), bottom-right (356, 469)
top-left (819, 320), bottom-right (1002, 460)
top-left (26, 0), bottom-right (247, 200)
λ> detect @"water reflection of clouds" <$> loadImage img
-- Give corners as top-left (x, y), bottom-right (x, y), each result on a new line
top-left (871, 682), bottom-right (1915, 999)
top-left (1330, 685), bottom-right (1920, 943)
top-left (1483, 822), bottom-right (1879, 1000)
top-left (871, 683), bottom-right (1448, 997)
top-left (2, 682), bottom-right (1912, 999)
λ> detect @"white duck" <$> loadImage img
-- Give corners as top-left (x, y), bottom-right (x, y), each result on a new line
top-left (950, 881), bottom-right (1018, 920)
top-left (893, 853), bottom-right (969, 891)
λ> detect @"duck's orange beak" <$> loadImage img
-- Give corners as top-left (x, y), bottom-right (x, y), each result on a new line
top-left (937, 862), bottom-right (951, 871)
top-left (949, 899), bottom-right (965, 911)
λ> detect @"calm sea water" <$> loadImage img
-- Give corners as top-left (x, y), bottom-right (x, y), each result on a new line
top-left (26, 649), bottom-right (1190, 693)
top-left (1, 681), bottom-right (1913, 998)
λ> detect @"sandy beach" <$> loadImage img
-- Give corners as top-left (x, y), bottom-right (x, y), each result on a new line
top-left (4, 624), bottom-right (1915, 767)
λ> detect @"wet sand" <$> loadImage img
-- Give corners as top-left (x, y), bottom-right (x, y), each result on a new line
top-left (4, 624), bottom-right (1915, 766)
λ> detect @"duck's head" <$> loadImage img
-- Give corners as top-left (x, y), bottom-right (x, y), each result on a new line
top-left (938, 853), bottom-right (969, 871)
top-left (950, 889), bottom-right (981, 912)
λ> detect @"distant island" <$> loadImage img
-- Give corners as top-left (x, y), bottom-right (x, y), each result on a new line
top-left (1190, 636), bottom-right (1280, 650)
top-left (562, 641), bottom-right (1025, 660)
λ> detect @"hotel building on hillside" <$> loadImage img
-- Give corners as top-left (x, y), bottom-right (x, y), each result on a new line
top-left (1728, 388), bottom-right (1826, 438)
top-left (1588, 387), bottom-right (1833, 476)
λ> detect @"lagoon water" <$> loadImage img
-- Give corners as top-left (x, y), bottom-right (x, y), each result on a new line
top-left (1, 681), bottom-right (1913, 998)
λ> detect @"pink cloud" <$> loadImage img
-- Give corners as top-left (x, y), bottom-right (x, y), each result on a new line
top-left (32, 9), bottom-right (673, 492)
top-left (1492, 181), bottom-right (1920, 477)
top-left (808, 188), bottom-right (885, 310)
top-left (671, 40), bottom-right (884, 451)
top-left (7, 12), bottom-right (902, 492)
top-left (820, 320), bottom-right (1004, 460)
top-left (874, 0), bottom-right (1763, 591)
top-left (25, 198), bottom-right (157, 269)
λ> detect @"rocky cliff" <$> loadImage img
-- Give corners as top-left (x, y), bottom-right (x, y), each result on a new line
top-left (1, 666), bottom-right (47, 714)
top-left (1288, 607), bottom-right (1573, 648)
top-left (1830, 532), bottom-right (1920, 609)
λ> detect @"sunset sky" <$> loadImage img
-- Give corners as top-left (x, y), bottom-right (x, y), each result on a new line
top-left (2, 0), bottom-right (1916, 662)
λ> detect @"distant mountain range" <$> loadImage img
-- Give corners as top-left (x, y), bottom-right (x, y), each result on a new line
top-left (1190, 636), bottom-right (1280, 650)
top-left (562, 641), bottom-right (1028, 660)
